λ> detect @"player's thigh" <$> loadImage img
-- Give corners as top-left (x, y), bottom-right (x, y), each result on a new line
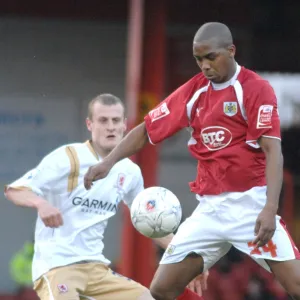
top-left (160, 204), bottom-right (231, 273)
top-left (151, 207), bottom-right (231, 295)
top-left (267, 259), bottom-right (300, 296)
top-left (33, 264), bottom-right (87, 300)
top-left (150, 252), bottom-right (204, 297)
top-left (86, 264), bottom-right (148, 300)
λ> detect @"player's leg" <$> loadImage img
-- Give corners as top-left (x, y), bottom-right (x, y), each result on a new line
top-left (150, 253), bottom-right (205, 300)
top-left (85, 263), bottom-right (153, 300)
top-left (149, 201), bottom-right (231, 300)
top-left (267, 259), bottom-right (300, 300)
top-left (33, 264), bottom-right (87, 300)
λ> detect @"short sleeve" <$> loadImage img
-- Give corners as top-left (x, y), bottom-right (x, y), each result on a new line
top-left (6, 149), bottom-right (66, 197)
top-left (144, 79), bottom-right (198, 145)
top-left (244, 81), bottom-right (281, 147)
top-left (123, 167), bottom-right (144, 208)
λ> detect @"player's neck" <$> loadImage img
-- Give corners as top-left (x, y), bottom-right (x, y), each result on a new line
top-left (224, 61), bottom-right (237, 82)
top-left (211, 62), bottom-right (240, 90)
top-left (89, 140), bottom-right (109, 159)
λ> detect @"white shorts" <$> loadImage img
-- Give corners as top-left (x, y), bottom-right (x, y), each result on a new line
top-left (161, 186), bottom-right (300, 272)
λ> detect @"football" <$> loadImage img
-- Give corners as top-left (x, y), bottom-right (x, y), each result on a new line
top-left (130, 186), bottom-right (182, 238)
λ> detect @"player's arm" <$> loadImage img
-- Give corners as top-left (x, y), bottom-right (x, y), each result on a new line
top-left (5, 188), bottom-right (63, 228)
top-left (4, 151), bottom-right (67, 228)
top-left (109, 122), bottom-right (149, 161)
top-left (4, 166), bottom-right (50, 209)
top-left (106, 122), bottom-right (148, 165)
top-left (244, 81), bottom-right (282, 247)
top-left (5, 187), bottom-right (47, 209)
top-left (252, 136), bottom-right (283, 247)
top-left (259, 137), bottom-right (283, 214)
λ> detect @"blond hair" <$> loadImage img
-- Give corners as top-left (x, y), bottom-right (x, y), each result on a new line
top-left (87, 94), bottom-right (126, 120)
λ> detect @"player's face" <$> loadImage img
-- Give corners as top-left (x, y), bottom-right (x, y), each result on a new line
top-left (193, 39), bottom-right (235, 83)
top-left (86, 102), bottom-right (126, 155)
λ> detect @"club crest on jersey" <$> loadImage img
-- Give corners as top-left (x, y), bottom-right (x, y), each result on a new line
top-left (57, 284), bottom-right (68, 293)
top-left (166, 244), bottom-right (176, 255)
top-left (224, 102), bottom-right (238, 117)
top-left (116, 173), bottom-right (126, 189)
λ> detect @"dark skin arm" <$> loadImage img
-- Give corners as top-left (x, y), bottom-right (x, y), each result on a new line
top-left (252, 137), bottom-right (283, 247)
top-left (84, 122), bottom-right (148, 189)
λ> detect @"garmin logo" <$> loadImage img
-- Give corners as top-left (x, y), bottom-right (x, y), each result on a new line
top-left (72, 197), bottom-right (117, 214)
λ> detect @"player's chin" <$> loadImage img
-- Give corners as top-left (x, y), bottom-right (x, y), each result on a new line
top-left (209, 75), bottom-right (222, 83)
top-left (103, 141), bottom-right (119, 151)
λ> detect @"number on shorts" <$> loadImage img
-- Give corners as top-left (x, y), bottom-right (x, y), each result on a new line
top-left (247, 240), bottom-right (278, 258)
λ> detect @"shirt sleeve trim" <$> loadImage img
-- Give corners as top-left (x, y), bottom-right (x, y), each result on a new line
top-left (246, 136), bottom-right (281, 149)
top-left (147, 133), bottom-right (156, 145)
top-left (261, 135), bottom-right (281, 141)
top-left (4, 185), bottom-right (32, 193)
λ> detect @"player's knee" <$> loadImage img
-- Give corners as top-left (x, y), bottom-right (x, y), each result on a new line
top-left (150, 284), bottom-right (180, 300)
top-left (149, 289), bottom-right (172, 300)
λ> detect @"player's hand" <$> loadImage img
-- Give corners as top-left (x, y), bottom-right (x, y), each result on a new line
top-left (252, 207), bottom-right (276, 248)
top-left (37, 200), bottom-right (63, 228)
top-left (84, 160), bottom-right (112, 190)
top-left (187, 270), bottom-right (209, 296)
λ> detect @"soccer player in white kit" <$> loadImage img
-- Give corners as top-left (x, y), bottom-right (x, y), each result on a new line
top-left (5, 94), bottom-right (176, 300)
top-left (84, 23), bottom-right (300, 300)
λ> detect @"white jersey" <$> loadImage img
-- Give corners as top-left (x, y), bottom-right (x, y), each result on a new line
top-left (7, 141), bottom-right (144, 282)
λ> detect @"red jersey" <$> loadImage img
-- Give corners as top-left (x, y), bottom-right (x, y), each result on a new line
top-left (144, 65), bottom-right (281, 195)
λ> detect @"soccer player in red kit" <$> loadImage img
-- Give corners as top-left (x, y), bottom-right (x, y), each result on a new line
top-left (84, 22), bottom-right (300, 300)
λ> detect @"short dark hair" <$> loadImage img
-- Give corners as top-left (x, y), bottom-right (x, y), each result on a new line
top-left (194, 22), bottom-right (233, 48)
top-left (87, 93), bottom-right (126, 120)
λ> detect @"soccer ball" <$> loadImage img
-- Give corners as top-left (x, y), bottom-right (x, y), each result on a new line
top-left (130, 186), bottom-right (182, 238)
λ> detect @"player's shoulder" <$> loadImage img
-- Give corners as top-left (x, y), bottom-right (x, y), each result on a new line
top-left (63, 142), bottom-right (90, 153)
top-left (167, 73), bottom-right (209, 98)
top-left (238, 67), bottom-right (273, 92)
top-left (40, 142), bottom-right (85, 168)
top-left (165, 72), bottom-right (209, 106)
top-left (47, 142), bottom-right (83, 157)
top-left (180, 72), bottom-right (209, 92)
top-left (117, 158), bottom-right (142, 177)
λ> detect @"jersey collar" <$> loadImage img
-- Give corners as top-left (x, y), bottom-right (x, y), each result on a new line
top-left (210, 63), bottom-right (241, 90)
top-left (85, 140), bottom-right (100, 161)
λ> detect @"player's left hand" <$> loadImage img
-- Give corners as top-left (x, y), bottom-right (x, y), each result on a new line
top-left (253, 207), bottom-right (276, 248)
top-left (187, 270), bottom-right (209, 296)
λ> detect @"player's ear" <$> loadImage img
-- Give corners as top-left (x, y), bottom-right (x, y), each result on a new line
top-left (86, 118), bottom-right (92, 132)
top-left (228, 44), bottom-right (236, 58)
top-left (123, 118), bottom-right (127, 132)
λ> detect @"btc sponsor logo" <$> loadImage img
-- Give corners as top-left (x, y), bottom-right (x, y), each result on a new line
top-left (201, 126), bottom-right (232, 151)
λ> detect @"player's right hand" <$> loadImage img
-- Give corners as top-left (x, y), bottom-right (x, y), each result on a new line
top-left (37, 200), bottom-right (63, 228)
top-left (187, 270), bottom-right (209, 296)
top-left (84, 161), bottom-right (112, 190)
